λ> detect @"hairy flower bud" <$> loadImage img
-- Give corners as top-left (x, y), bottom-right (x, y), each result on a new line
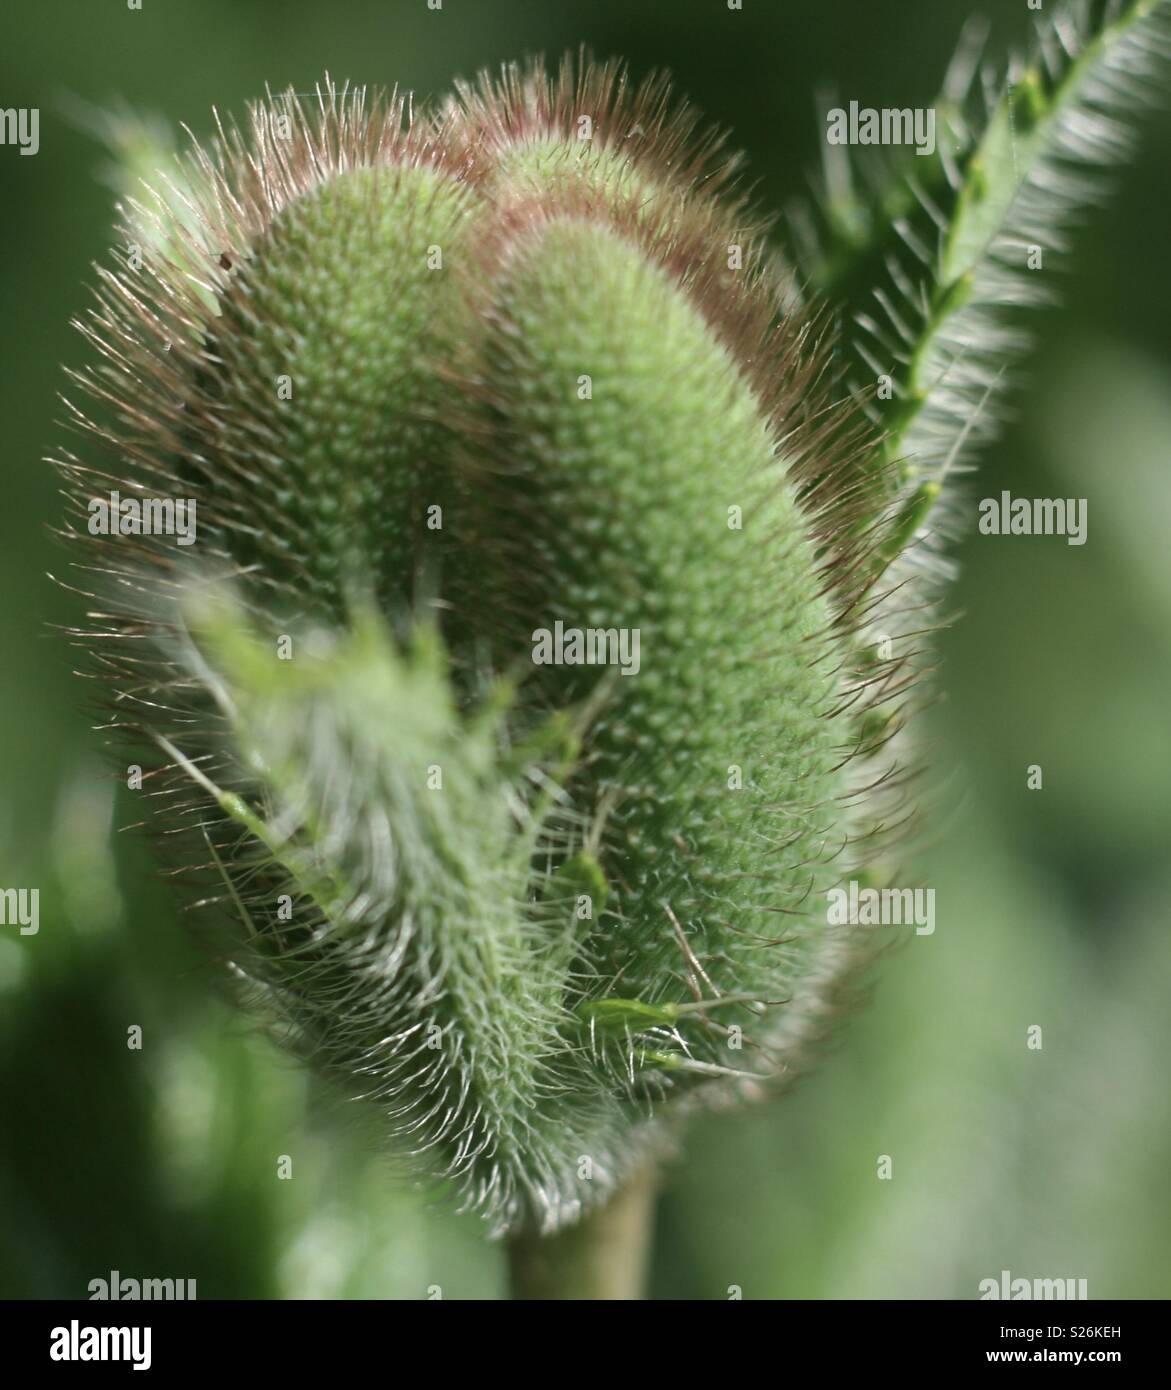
top-left (54, 7), bottom-right (1168, 1235)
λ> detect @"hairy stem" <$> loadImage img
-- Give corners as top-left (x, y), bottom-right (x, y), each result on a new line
top-left (507, 1163), bottom-right (659, 1300)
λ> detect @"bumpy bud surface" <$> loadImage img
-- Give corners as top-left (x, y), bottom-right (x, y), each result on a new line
top-left (57, 62), bottom-right (910, 1234)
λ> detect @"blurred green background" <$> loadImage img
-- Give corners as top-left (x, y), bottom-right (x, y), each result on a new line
top-left (2, 0), bottom-right (1168, 1299)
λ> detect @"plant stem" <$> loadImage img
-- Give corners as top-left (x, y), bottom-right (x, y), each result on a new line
top-left (507, 1162), bottom-right (658, 1300)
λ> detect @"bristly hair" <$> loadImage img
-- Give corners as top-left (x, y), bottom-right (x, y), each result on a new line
top-left (791, 0), bottom-right (1171, 582)
top-left (784, 0), bottom-right (1171, 901)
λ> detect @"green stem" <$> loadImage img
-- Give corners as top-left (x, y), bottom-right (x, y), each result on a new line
top-left (507, 1163), bottom-right (659, 1300)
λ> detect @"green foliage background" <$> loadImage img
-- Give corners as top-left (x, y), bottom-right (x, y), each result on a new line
top-left (1, 0), bottom-right (1168, 1298)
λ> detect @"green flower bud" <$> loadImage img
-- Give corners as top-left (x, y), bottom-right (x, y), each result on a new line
top-left (55, 3), bottom-right (1168, 1237)
top-left (51, 65), bottom-right (909, 1235)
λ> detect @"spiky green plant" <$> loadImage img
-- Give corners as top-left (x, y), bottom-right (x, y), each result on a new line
top-left (52, 0), bottom-right (1168, 1292)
